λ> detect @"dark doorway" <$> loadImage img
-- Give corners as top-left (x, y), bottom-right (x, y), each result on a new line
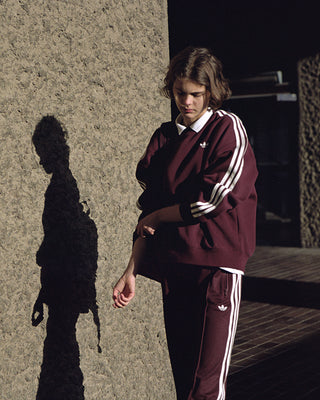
top-left (225, 84), bottom-right (300, 246)
top-left (168, 0), bottom-right (320, 246)
top-left (168, 0), bottom-right (319, 79)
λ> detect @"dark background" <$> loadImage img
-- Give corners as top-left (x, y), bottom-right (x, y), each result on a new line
top-left (168, 0), bottom-right (319, 81)
top-left (168, 0), bottom-right (320, 246)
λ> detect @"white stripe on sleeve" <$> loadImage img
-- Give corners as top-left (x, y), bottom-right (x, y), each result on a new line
top-left (190, 111), bottom-right (248, 219)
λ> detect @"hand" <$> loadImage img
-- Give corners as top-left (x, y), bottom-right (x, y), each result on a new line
top-left (112, 238), bottom-right (146, 309)
top-left (136, 211), bottom-right (160, 238)
top-left (112, 272), bottom-right (136, 309)
top-left (136, 205), bottom-right (183, 238)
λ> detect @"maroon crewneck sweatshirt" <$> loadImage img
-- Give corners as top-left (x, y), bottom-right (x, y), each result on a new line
top-left (136, 110), bottom-right (258, 273)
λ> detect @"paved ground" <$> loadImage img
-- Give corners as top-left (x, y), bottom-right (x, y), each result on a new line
top-left (227, 246), bottom-right (320, 400)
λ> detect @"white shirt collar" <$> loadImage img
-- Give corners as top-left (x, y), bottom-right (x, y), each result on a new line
top-left (175, 109), bottom-right (213, 135)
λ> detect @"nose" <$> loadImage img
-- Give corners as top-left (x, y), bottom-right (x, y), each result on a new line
top-left (182, 94), bottom-right (193, 107)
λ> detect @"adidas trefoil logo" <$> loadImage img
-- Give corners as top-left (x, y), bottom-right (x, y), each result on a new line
top-left (218, 305), bottom-right (228, 312)
top-left (200, 141), bottom-right (209, 148)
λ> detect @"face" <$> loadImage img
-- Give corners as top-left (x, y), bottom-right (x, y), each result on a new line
top-left (35, 146), bottom-right (54, 174)
top-left (173, 78), bottom-right (210, 126)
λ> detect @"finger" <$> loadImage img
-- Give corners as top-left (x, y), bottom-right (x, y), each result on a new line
top-left (144, 226), bottom-right (155, 235)
top-left (137, 226), bottom-right (154, 237)
top-left (113, 292), bottom-right (128, 308)
top-left (118, 293), bottom-right (131, 306)
top-left (112, 287), bottom-right (122, 301)
top-left (116, 295), bottom-right (125, 306)
top-left (137, 225), bottom-right (146, 238)
top-left (137, 221), bottom-right (152, 237)
top-left (113, 296), bottom-right (124, 308)
top-left (113, 300), bottom-right (123, 309)
top-left (113, 301), bottom-right (123, 309)
top-left (113, 278), bottom-right (125, 299)
top-left (114, 291), bottom-right (135, 308)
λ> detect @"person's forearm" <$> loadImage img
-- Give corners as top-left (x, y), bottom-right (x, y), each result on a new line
top-left (154, 204), bottom-right (183, 224)
top-left (127, 236), bottom-right (147, 276)
top-left (136, 204), bottom-right (183, 237)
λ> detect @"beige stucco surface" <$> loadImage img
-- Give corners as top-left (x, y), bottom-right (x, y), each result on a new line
top-left (298, 53), bottom-right (320, 247)
top-left (0, 1), bottom-right (174, 399)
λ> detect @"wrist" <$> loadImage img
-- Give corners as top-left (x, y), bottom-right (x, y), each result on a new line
top-left (153, 209), bottom-right (163, 225)
top-left (154, 204), bottom-right (183, 224)
top-left (125, 256), bottom-right (136, 275)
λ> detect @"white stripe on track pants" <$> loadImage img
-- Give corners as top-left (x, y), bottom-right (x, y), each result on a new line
top-left (162, 264), bottom-right (242, 400)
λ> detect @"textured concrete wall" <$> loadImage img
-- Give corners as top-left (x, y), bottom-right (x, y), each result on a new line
top-left (0, 1), bottom-right (174, 399)
top-left (298, 53), bottom-right (320, 247)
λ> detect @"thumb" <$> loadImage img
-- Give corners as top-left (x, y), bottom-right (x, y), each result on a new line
top-left (113, 278), bottom-right (125, 301)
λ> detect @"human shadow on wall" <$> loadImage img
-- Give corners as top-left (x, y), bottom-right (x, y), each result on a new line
top-left (31, 116), bottom-right (101, 400)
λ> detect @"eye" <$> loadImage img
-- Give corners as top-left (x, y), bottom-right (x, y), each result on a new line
top-left (193, 92), bottom-right (205, 97)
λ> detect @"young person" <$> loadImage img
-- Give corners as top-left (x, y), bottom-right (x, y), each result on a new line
top-left (113, 46), bottom-right (258, 400)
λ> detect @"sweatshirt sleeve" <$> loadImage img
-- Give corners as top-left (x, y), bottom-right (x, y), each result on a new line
top-left (136, 128), bottom-right (162, 191)
top-left (135, 124), bottom-right (172, 212)
top-left (179, 112), bottom-right (258, 223)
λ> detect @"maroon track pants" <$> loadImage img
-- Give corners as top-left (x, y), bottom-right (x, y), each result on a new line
top-left (162, 264), bottom-right (242, 400)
